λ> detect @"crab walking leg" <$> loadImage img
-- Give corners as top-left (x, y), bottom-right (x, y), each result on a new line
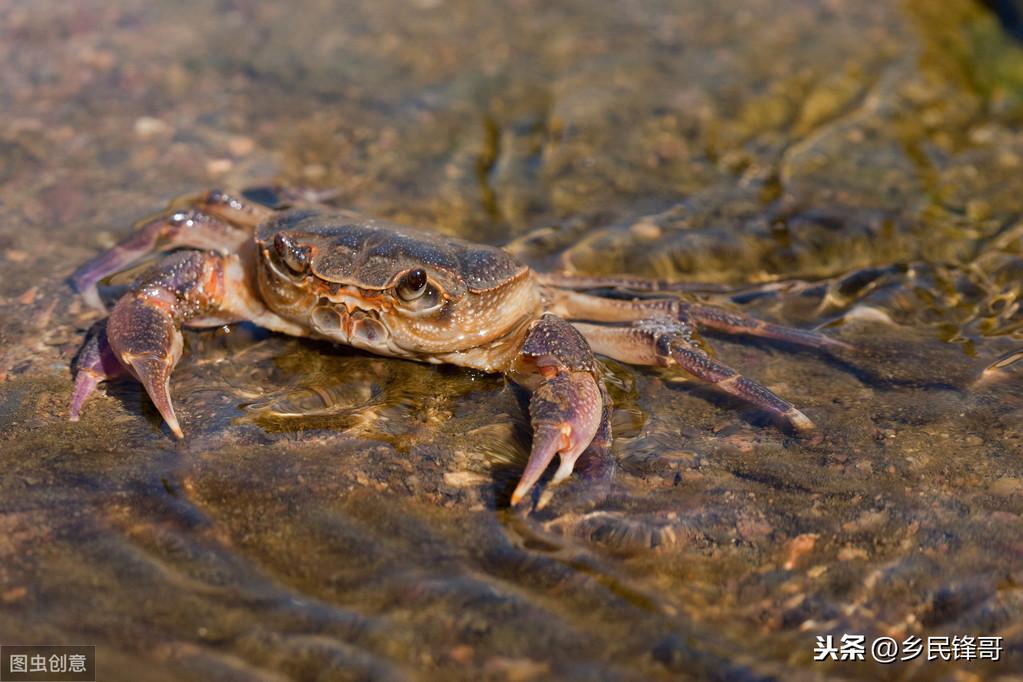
top-left (71, 210), bottom-right (249, 311)
top-left (69, 319), bottom-right (128, 420)
top-left (536, 272), bottom-right (728, 294)
top-left (71, 190), bottom-right (272, 311)
top-left (171, 189), bottom-right (275, 228)
top-left (85, 247), bottom-right (306, 438)
top-left (545, 288), bottom-right (849, 351)
top-left (574, 319), bottom-right (815, 432)
top-left (508, 314), bottom-right (610, 506)
top-left (686, 303), bottom-right (851, 351)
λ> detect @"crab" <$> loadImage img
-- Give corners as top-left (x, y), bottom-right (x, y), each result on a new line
top-left (69, 190), bottom-right (849, 508)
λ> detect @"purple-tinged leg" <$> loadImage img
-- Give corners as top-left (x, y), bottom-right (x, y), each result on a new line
top-left (173, 189), bottom-right (274, 228)
top-left (687, 304), bottom-right (852, 352)
top-left (544, 288), bottom-right (850, 352)
top-left (71, 209), bottom-right (248, 311)
top-left (69, 320), bottom-right (128, 421)
top-left (508, 314), bottom-right (613, 507)
top-left (575, 319), bottom-right (815, 432)
top-left (515, 371), bottom-right (603, 506)
top-left (100, 249), bottom-right (230, 439)
top-left (108, 291), bottom-right (186, 438)
top-left (532, 381), bottom-right (615, 514)
top-left (70, 245), bottom-right (303, 436)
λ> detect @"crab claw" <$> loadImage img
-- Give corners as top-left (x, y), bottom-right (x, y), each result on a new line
top-left (107, 292), bottom-right (187, 438)
top-left (511, 370), bottom-right (603, 506)
top-left (123, 352), bottom-right (185, 439)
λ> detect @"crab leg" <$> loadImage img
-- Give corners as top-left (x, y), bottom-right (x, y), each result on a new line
top-left (69, 319), bottom-right (128, 420)
top-left (73, 247), bottom-right (304, 437)
top-left (545, 288), bottom-right (849, 351)
top-left (171, 189), bottom-right (275, 228)
top-left (574, 319), bottom-right (814, 432)
top-left (686, 303), bottom-right (851, 351)
top-left (536, 272), bottom-right (728, 294)
top-left (102, 250), bottom-right (230, 437)
top-left (71, 190), bottom-right (270, 310)
top-left (508, 314), bottom-right (612, 506)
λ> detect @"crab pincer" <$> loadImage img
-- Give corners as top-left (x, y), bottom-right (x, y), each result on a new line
top-left (509, 315), bottom-right (611, 507)
top-left (85, 250), bottom-right (228, 439)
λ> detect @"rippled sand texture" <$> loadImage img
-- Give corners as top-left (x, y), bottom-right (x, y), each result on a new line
top-left (2, 0), bottom-right (1023, 679)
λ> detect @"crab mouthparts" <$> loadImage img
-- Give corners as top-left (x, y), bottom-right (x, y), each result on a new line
top-left (309, 299), bottom-right (390, 348)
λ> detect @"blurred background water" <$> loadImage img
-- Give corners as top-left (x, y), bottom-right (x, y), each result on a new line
top-left (1, 1), bottom-right (1023, 679)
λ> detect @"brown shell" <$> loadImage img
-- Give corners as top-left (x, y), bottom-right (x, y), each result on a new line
top-left (258, 209), bottom-right (527, 295)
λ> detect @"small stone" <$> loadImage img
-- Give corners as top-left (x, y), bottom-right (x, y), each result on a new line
top-left (303, 163), bottom-right (327, 180)
top-left (998, 151), bottom-right (1021, 169)
top-left (134, 116), bottom-right (171, 138)
top-left (966, 199), bottom-right (991, 223)
top-left (206, 158), bottom-right (233, 175)
top-left (483, 657), bottom-right (550, 682)
top-left (228, 135), bottom-right (255, 156)
top-left (443, 471), bottom-right (488, 487)
top-left (783, 533), bottom-right (818, 570)
top-left (629, 220), bottom-right (662, 240)
top-left (737, 515), bottom-right (772, 542)
top-left (17, 287), bottom-right (37, 304)
top-left (990, 476), bottom-right (1023, 497)
top-left (841, 509), bottom-right (887, 533)
top-left (838, 545), bottom-right (869, 561)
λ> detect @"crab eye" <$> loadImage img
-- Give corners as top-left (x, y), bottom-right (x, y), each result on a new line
top-left (274, 233), bottom-right (310, 275)
top-left (396, 268), bottom-right (429, 301)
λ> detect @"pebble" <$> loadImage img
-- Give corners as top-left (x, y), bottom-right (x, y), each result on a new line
top-left (228, 135), bottom-right (255, 156)
top-left (133, 116), bottom-right (171, 138)
top-left (990, 476), bottom-right (1023, 496)
top-left (206, 158), bottom-right (233, 175)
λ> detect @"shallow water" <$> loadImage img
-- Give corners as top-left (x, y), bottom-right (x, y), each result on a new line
top-left (2, 0), bottom-right (1023, 679)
